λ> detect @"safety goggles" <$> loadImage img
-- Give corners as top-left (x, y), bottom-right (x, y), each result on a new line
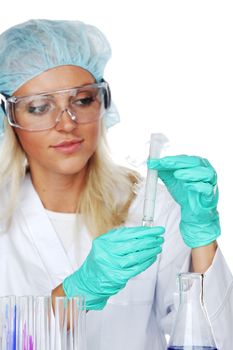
top-left (0, 81), bottom-right (111, 132)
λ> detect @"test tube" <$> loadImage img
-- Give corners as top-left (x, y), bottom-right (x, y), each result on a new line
top-left (34, 296), bottom-right (51, 350)
top-left (18, 295), bottom-right (34, 350)
top-left (54, 296), bottom-right (86, 350)
top-left (142, 133), bottom-right (168, 226)
top-left (0, 296), bottom-right (12, 350)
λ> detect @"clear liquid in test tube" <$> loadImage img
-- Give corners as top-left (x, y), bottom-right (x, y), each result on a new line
top-left (142, 133), bottom-right (169, 227)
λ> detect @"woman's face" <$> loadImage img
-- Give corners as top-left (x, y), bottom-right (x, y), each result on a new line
top-left (13, 65), bottom-right (101, 177)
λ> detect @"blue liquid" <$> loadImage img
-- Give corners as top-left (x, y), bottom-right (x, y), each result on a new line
top-left (168, 347), bottom-right (218, 350)
top-left (13, 304), bottom-right (16, 350)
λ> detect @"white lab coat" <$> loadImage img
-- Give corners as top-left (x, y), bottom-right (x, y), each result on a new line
top-left (0, 174), bottom-right (232, 349)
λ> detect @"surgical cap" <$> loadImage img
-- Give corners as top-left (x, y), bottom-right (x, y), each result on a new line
top-left (0, 19), bottom-right (120, 133)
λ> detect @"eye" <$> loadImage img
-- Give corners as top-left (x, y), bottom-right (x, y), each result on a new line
top-left (27, 103), bottom-right (50, 114)
top-left (72, 96), bottom-right (95, 107)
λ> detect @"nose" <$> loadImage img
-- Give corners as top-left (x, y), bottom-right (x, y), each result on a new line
top-left (65, 109), bottom-right (78, 123)
top-left (55, 108), bottom-right (78, 132)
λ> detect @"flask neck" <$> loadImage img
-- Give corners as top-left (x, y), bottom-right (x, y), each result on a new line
top-left (179, 273), bottom-right (204, 306)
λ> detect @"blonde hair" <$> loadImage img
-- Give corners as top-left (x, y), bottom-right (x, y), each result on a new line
top-left (79, 124), bottom-right (141, 236)
top-left (0, 120), bottom-right (26, 228)
top-left (0, 121), bottom-right (141, 235)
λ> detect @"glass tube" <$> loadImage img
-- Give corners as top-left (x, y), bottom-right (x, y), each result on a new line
top-left (0, 295), bottom-right (17, 350)
top-left (0, 295), bottom-right (85, 349)
top-left (54, 296), bottom-right (86, 350)
top-left (0, 296), bottom-right (12, 350)
top-left (0, 296), bottom-right (52, 350)
top-left (18, 295), bottom-right (34, 350)
top-left (34, 296), bottom-right (51, 350)
top-left (142, 133), bottom-right (168, 226)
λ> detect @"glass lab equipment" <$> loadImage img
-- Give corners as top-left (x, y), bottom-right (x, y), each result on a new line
top-left (0, 295), bottom-right (16, 350)
top-left (0, 295), bottom-right (51, 350)
top-left (0, 295), bottom-right (86, 349)
top-left (34, 296), bottom-right (51, 350)
top-left (54, 296), bottom-right (86, 350)
top-left (167, 273), bottom-right (218, 350)
top-left (142, 133), bottom-right (168, 226)
top-left (18, 295), bottom-right (35, 350)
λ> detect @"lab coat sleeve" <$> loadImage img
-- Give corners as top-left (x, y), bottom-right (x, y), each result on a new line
top-left (154, 193), bottom-right (233, 349)
top-left (202, 248), bottom-right (233, 349)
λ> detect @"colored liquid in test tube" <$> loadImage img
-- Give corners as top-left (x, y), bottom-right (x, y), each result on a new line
top-left (142, 133), bottom-right (168, 226)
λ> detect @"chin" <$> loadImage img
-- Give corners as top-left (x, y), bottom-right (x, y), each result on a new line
top-left (54, 159), bottom-right (89, 176)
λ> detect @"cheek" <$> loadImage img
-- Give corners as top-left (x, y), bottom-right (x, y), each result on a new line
top-left (15, 131), bottom-right (44, 158)
top-left (83, 122), bottom-right (101, 152)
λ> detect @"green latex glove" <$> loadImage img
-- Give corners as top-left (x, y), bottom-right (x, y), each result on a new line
top-left (63, 226), bottom-right (165, 310)
top-left (147, 155), bottom-right (221, 248)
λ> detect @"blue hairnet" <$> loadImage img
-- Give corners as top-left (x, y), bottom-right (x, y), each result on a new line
top-left (0, 19), bottom-right (120, 134)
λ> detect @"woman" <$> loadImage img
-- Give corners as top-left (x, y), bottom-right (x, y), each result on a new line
top-left (0, 19), bottom-right (232, 349)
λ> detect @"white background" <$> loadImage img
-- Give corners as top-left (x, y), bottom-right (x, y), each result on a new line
top-left (1, 1), bottom-right (233, 271)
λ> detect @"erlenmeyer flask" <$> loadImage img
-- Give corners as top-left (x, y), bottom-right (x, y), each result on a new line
top-left (167, 273), bottom-right (218, 350)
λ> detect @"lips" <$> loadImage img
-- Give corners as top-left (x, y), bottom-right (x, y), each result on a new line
top-left (51, 139), bottom-right (84, 154)
top-left (52, 139), bottom-right (83, 148)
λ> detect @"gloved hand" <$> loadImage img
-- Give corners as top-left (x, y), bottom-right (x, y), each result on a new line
top-left (147, 155), bottom-right (221, 248)
top-left (63, 225), bottom-right (165, 310)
